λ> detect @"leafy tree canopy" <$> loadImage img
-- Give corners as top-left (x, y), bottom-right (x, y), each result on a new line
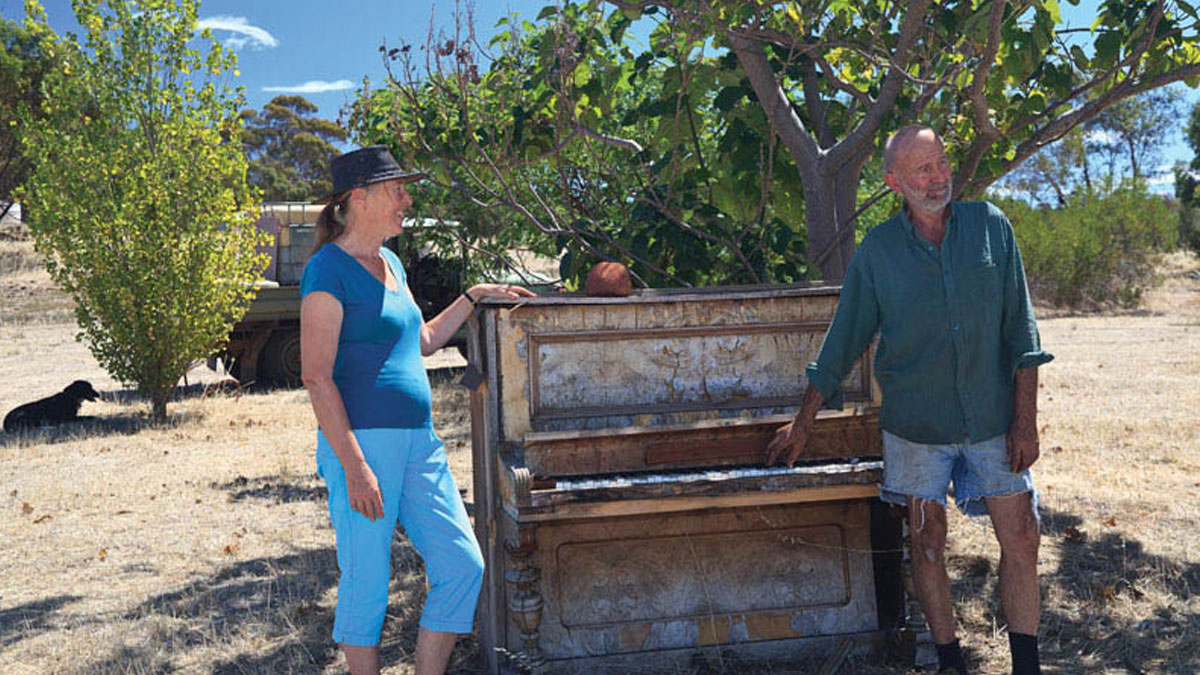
top-left (357, 0), bottom-right (1200, 284)
top-left (0, 12), bottom-right (55, 219)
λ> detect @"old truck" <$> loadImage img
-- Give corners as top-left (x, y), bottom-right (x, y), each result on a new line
top-left (218, 203), bottom-right (556, 387)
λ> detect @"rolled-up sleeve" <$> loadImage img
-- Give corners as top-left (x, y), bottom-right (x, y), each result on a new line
top-left (999, 215), bottom-right (1053, 377)
top-left (806, 249), bottom-right (880, 409)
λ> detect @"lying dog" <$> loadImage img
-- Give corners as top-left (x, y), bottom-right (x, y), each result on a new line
top-left (3, 380), bottom-right (101, 433)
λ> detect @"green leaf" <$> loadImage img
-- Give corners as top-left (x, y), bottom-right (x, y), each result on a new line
top-left (1070, 44), bottom-right (1090, 70)
top-left (712, 85), bottom-right (746, 111)
top-left (1094, 31), bottom-right (1123, 67)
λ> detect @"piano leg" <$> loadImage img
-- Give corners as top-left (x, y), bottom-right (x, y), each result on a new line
top-left (505, 526), bottom-right (546, 671)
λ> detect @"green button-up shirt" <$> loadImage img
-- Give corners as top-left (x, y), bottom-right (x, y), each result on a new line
top-left (806, 201), bottom-right (1053, 444)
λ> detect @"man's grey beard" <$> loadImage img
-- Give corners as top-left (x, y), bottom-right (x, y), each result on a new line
top-left (908, 176), bottom-right (953, 214)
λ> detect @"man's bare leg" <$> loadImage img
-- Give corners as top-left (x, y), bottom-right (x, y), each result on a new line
top-left (342, 644), bottom-right (380, 675)
top-left (414, 628), bottom-right (458, 675)
top-left (986, 492), bottom-right (1040, 634)
top-left (909, 497), bottom-right (956, 643)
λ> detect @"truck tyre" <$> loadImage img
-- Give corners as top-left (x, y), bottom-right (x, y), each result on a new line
top-left (258, 329), bottom-right (302, 388)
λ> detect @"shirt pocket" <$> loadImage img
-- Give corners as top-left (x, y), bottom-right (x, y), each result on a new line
top-left (961, 263), bottom-right (1003, 325)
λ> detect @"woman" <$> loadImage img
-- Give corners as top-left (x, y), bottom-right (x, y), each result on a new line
top-left (300, 145), bottom-right (533, 675)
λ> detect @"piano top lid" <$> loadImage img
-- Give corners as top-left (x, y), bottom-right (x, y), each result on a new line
top-left (476, 281), bottom-right (843, 307)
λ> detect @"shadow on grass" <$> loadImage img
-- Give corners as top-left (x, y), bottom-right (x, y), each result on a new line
top-left (0, 383), bottom-right (221, 448)
top-left (0, 594), bottom-right (82, 649)
top-left (69, 527), bottom-right (480, 673)
top-left (1041, 506), bottom-right (1200, 674)
top-left (0, 413), bottom-right (191, 448)
top-left (214, 473), bottom-right (328, 504)
top-left (949, 505), bottom-right (1199, 674)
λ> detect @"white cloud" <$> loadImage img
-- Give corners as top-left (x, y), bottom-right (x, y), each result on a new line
top-left (197, 15), bottom-right (278, 51)
top-left (262, 80), bottom-right (355, 94)
top-left (1147, 166), bottom-right (1177, 187)
top-left (1084, 128), bottom-right (1119, 146)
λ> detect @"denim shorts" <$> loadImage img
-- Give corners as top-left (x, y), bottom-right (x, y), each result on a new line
top-left (880, 430), bottom-right (1038, 518)
top-left (317, 427), bottom-right (484, 646)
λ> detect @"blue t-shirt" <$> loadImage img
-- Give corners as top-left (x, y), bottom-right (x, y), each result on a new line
top-left (300, 244), bottom-right (433, 429)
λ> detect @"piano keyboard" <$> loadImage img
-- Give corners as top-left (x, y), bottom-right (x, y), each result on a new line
top-left (553, 460), bottom-right (884, 491)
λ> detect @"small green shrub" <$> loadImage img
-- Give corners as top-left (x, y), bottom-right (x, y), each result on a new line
top-left (995, 187), bottom-right (1178, 309)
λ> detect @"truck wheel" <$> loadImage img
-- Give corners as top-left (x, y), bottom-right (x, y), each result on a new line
top-left (258, 329), bottom-right (302, 388)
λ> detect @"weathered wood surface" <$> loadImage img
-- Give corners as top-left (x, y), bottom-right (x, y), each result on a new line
top-left (516, 408), bottom-right (881, 476)
top-left (489, 287), bottom-right (876, 440)
top-left (470, 286), bottom-right (896, 674)
top-left (503, 500), bottom-right (879, 661)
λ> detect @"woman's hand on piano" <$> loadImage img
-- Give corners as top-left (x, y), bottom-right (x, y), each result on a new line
top-left (766, 418), bottom-right (813, 467)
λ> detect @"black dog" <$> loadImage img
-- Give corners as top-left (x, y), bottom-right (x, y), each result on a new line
top-left (3, 380), bottom-right (101, 433)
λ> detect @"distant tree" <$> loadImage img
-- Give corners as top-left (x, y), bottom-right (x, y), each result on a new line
top-left (1003, 88), bottom-right (1187, 207)
top-left (239, 95), bottom-right (347, 202)
top-left (1174, 95), bottom-right (1200, 253)
top-left (18, 0), bottom-right (269, 421)
top-left (1086, 88), bottom-right (1187, 183)
top-left (0, 14), bottom-right (54, 221)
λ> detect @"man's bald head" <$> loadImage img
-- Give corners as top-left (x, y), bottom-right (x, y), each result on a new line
top-left (883, 125), bottom-right (943, 174)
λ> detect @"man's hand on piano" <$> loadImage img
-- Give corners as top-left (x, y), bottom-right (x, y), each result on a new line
top-left (766, 419), bottom-right (813, 467)
top-left (767, 385), bottom-right (824, 466)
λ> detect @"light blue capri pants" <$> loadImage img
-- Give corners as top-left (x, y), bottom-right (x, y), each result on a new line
top-left (316, 427), bottom-right (484, 646)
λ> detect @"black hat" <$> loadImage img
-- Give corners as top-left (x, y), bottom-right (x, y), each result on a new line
top-left (314, 145), bottom-right (426, 204)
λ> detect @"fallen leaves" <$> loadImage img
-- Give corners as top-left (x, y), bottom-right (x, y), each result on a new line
top-left (97, 548), bottom-right (107, 561)
top-left (33, 514), bottom-right (51, 524)
top-left (21, 502), bottom-right (33, 515)
top-left (1063, 526), bottom-right (1088, 543)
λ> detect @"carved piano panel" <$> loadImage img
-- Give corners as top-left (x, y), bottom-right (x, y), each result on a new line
top-left (529, 501), bottom-right (877, 659)
top-left (492, 288), bottom-right (873, 441)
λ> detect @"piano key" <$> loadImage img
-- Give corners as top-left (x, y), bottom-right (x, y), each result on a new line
top-left (552, 460), bottom-right (884, 491)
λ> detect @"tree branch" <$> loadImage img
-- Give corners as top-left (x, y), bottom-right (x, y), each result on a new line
top-left (813, 53), bottom-right (875, 112)
top-left (726, 31), bottom-right (820, 172)
top-left (827, 0), bottom-right (932, 168)
top-left (802, 60), bottom-right (835, 148)
top-left (954, 0), bottom-right (1008, 191)
top-left (575, 123), bottom-right (644, 154)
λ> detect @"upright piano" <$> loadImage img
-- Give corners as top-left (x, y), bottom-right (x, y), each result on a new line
top-left (466, 284), bottom-right (921, 673)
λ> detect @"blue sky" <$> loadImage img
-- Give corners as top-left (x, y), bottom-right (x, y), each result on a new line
top-left (3, 0), bottom-right (1195, 190)
top-left (1, 0), bottom-right (556, 121)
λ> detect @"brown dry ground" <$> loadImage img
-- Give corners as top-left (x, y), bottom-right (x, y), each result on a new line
top-left (0, 227), bottom-right (1197, 674)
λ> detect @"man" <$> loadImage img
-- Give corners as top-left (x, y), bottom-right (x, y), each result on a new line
top-left (767, 125), bottom-right (1051, 675)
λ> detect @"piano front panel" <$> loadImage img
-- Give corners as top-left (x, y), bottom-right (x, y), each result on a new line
top-left (492, 290), bottom-right (874, 441)
top-left (509, 500), bottom-right (878, 659)
top-left (517, 410), bottom-right (881, 477)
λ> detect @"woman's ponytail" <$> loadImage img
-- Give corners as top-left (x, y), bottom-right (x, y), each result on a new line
top-left (312, 194), bottom-right (348, 257)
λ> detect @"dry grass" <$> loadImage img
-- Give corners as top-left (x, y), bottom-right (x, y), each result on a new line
top-left (0, 238), bottom-right (1197, 674)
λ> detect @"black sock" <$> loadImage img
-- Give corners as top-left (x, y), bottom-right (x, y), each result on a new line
top-left (936, 639), bottom-right (967, 673)
top-left (1009, 632), bottom-right (1040, 675)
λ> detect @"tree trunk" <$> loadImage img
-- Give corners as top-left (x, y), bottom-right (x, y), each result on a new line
top-left (803, 159), bottom-right (867, 282)
top-left (151, 387), bottom-right (169, 423)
